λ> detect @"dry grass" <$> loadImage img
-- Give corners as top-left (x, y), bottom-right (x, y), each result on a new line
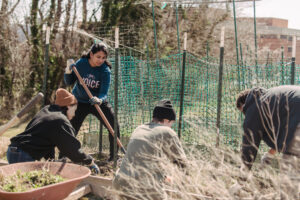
top-left (0, 121), bottom-right (28, 160)
top-left (160, 146), bottom-right (295, 199)
top-left (1, 121), bottom-right (28, 138)
top-left (0, 137), bottom-right (10, 159)
top-left (111, 128), bottom-right (299, 200)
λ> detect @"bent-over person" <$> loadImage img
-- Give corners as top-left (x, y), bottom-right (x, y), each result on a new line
top-left (7, 88), bottom-right (99, 174)
top-left (236, 85), bottom-right (300, 175)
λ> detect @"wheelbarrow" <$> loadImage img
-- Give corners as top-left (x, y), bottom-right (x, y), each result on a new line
top-left (0, 162), bottom-right (91, 200)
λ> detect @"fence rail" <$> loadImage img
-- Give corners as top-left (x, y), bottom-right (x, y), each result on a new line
top-left (81, 52), bottom-right (299, 151)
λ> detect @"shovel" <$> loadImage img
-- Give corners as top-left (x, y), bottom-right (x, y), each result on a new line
top-left (71, 65), bottom-right (126, 154)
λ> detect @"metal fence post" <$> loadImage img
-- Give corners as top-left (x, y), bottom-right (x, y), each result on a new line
top-left (146, 44), bottom-right (151, 121)
top-left (205, 41), bottom-right (210, 128)
top-left (151, 0), bottom-right (159, 65)
top-left (240, 43), bottom-right (245, 89)
top-left (291, 36), bottom-right (296, 85)
top-left (178, 33), bottom-right (187, 139)
top-left (232, 0), bottom-right (240, 91)
top-left (253, 0), bottom-right (258, 77)
top-left (42, 26), bottom-right (50, 106)
top-left (114, 27), bottom-right (119, 167)
top-left (281, 46), bottom-right (284, 85)
top-left (216, 27), bottom-right (225, 147)
top-left (175, 2), bottom-right (181, 55)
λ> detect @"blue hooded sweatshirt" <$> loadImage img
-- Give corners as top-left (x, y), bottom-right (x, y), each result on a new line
top-left (64, 58), bottom-right (111, 103)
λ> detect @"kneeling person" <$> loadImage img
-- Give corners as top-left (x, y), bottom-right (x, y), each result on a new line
top-left (7, 88), bottom-right (99, 173)
top-left (113, 100), bottom-right (187, 199)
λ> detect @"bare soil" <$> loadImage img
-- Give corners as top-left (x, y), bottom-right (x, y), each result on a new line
top-left (90, 152), bottom-right (121, 178)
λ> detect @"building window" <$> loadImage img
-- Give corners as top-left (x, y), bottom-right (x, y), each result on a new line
top-left (260, 34), bottom-right (277, 39)
top-left (280, 35), bottom-right (287, 39)
top-left (288, 47), bottom-right (292, 52)
top-left (288, 36), bottom-right (293, 41)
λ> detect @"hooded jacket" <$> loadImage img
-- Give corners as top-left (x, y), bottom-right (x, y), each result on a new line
top-left (10, 105), bottom-right (93, 165)
top-left (64, 57), bottom-right (111, 103)
top-left (242, 85), bottom-right (300, 169)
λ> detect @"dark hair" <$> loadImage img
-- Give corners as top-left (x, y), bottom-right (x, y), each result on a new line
top-left (60, 106), bottom-right (68, 116)
top-left (152, 117), bottom-right (165, 123)
top-left (81, 43), bottom-right (112, 68)
top-left (236, 89), bottom-right (251, 110)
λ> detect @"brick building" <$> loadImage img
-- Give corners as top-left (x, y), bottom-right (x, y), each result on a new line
top-left (256, 17), bottom-right (300, 64)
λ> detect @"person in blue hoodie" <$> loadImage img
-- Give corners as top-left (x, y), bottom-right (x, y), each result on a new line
top-left (64, 43), bottom-right (120, 161)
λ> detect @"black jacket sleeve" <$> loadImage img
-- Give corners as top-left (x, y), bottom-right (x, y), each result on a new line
top-left (51, 119), bottom-right (93, 165)
top-left (241, 123), bottom-right (262, 170)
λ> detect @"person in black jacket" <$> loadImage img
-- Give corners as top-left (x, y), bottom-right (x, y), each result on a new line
top-left (7, 88), bottom-right (99, 173)
top-left (236, 86), bottom-right (300, 172)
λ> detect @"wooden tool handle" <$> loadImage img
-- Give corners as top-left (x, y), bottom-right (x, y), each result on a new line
top-left (0, 92), bottom-right (44, 136)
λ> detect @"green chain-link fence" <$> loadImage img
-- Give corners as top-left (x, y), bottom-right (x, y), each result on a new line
top-left (81, 49), bottom-right (299, 151)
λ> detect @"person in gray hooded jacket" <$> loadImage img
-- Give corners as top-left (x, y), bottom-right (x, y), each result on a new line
top-left (113, 100), bottom-right (187, 200)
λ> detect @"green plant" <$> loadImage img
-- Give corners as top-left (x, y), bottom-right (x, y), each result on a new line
top-left (0, 169), bottom-right (65, 192)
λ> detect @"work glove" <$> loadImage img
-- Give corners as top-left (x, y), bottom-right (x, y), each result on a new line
top-left (260, 151), bottom-right (275, 166)
top-left (88, 161), bottom-right (100, 175)
top-left (65, 59), bottom-right (75, 74)
top-left (89, 96), bottom-right (102, 106)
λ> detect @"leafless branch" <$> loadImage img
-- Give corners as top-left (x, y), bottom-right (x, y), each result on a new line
top-left (1, 0), bottom-right (21, 17)
top-left (88, 2), bottom-right (102, 22)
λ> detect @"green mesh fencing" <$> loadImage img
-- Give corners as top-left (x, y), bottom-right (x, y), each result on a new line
top-left (82, 51), bottom-right (299, 151)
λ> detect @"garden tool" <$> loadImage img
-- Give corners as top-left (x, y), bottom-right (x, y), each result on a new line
top-left (71, 65), bottom-right (126, 154)
top-left (0, 92), bottom-right (44, 137)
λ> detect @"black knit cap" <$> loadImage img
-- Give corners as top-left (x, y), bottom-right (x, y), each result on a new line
top-left (153, 99), bottom-right (176, 121)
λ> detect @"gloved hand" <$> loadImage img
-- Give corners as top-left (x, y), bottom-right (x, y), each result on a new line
top-left (89, 96), bottom-right (102, 106)
top-left (261, 151), bottom-right (275, 165)
top-left (65, 59), bottom-right (75, 74)
top-left (88, 161), bottom-right (100, 175)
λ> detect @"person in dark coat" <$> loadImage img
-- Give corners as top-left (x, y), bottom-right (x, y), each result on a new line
top-left (7, 88), bottom-right (99, 173)
top-left (236, 85), bottom-right (300, 172)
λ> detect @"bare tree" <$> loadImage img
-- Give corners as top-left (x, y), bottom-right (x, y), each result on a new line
top-left (48, 0), bottom-right (56, 27)
top-left (81, 0), bottom-right (87, 30)
top-left (25, 0), bottom-right (42, 98)
top-left (52, 0), bottom-right (63, 37)
top-left (62, 0), bottom-right (73, 51)
top-left (0, 0), bottom-right (21, 119)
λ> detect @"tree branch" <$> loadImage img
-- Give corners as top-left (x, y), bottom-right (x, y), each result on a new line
top-left (2, 0), bottom-right (21, 17)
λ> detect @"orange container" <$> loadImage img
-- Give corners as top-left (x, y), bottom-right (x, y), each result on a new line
top-left (0, 162), bottom-right (91, 200)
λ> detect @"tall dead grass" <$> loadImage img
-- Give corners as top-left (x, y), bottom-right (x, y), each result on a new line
top-left (111, 127), bottom-right (299, 200)
top-left (0, 137), bottom-right (10, 159)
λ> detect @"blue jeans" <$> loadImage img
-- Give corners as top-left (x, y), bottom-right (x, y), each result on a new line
top-left (7, 146), bottom-right (35, 164)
